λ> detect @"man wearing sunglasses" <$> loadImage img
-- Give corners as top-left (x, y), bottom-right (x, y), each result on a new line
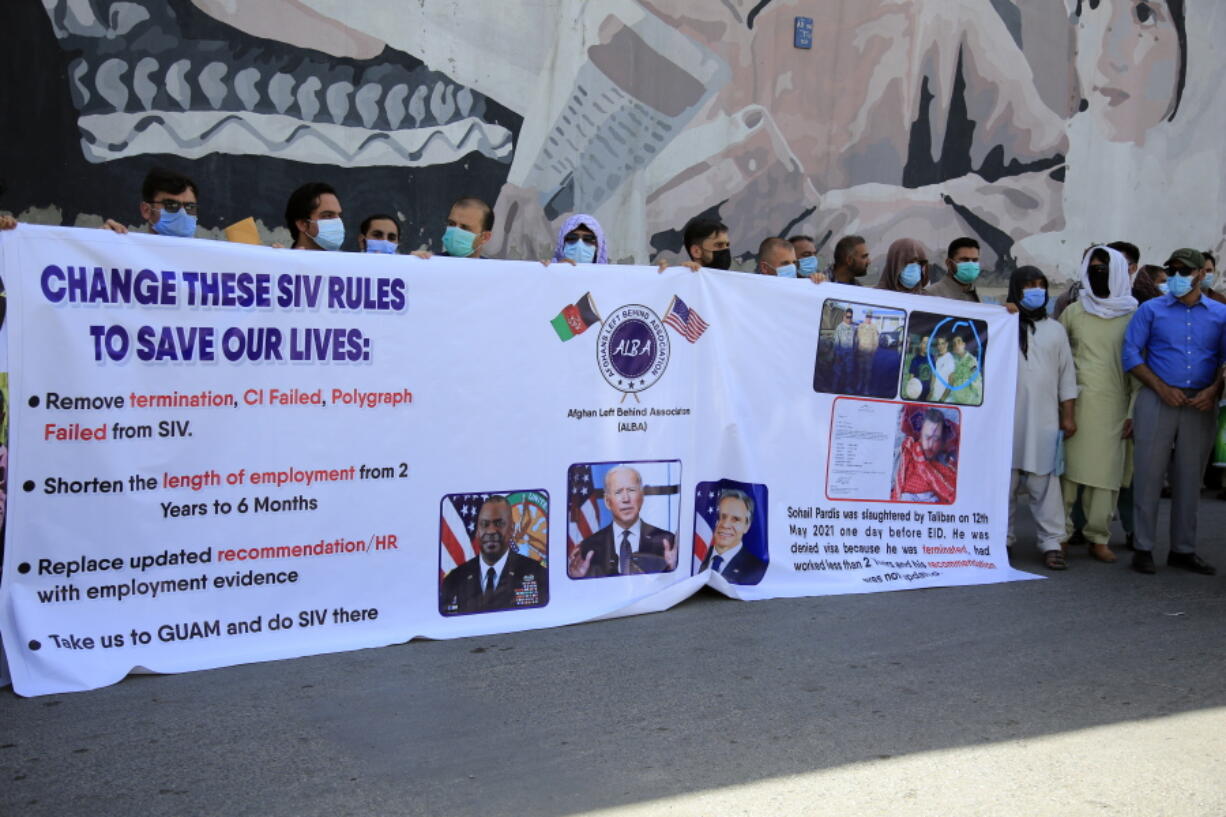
top-left (102, 167), bottom-right (199, 238)
top-left (1124, 248), bottom-right (1226, 576)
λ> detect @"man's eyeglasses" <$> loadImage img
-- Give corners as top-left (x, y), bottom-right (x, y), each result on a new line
top-left (564, 232), bottom-right (598, 246)
top-left (147, 199), bottom-right (199, 216)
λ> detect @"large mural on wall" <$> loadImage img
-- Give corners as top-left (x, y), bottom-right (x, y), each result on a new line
top-left (3, 0), bottom-right (1224, 280)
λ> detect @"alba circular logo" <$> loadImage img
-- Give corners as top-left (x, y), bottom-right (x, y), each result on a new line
top-left (596, 304), bottom-right (670, 393)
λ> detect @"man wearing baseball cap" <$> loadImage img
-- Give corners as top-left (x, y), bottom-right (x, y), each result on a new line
top-left (1123, 248), bottom-right (1226, 575)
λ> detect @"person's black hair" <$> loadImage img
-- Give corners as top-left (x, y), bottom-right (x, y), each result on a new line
top-left (1089, 247), bottom-right (1111, 265)
top-left (918, 407), bottom-right (955, 441)
top-left (833, 234), bottom-right (866, 266)
top-left (947, 237), bottom-right (980, 259)
top-left (682, 217), bottom-right (729, 255)
top-left (1107, 241), bottom-right (1140, 266)
top-left (450, 196), bottom-right (494, 232)
top-left (788, 234), bottom-right (815, 245)
top-left (1203, 250), bottom-right (1217, 266)
top-left (1007, 265), bottom-right (1049, 358)
top-left (360, 213), bottom-right (401, 236)
top-left (1166, 0), bottom-right (1187, 121)
top-left (142, 167), bottom-right (198, 202)
top-left (285, 182), bottom-right (337, 242)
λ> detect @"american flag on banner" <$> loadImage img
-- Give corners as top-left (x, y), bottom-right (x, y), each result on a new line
top-left (692, 481), bottom-right (719, 574)
top-left (663, 295), bottom-right (709, 343)
top-left (567, 465), bottom-right (603, 555)
top-left (440, 492), bottom-right (484, 581)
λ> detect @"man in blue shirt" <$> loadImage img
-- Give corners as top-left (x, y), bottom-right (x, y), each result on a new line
top-left (1123, 248), bottom-right (1226, 575)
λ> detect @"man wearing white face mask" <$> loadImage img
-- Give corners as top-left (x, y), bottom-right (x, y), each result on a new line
top-left (755, 237), bottom-right (798, 278)
top-left (101, 168), bottom-right (200, 238)
top-left (926, 237), bottom-right (981, 302)
top-left (285, 182), bottom-right (345, 251)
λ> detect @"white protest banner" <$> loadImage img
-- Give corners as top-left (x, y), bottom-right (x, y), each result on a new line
top-left (0, 226), bottom-right (1033, 695)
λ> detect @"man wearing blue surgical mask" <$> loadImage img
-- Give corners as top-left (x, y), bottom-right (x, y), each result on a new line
top-left (285, 182), bottom-right (345, 251)
top-left (102, 167), bottom-right (200, 238)
top-left (440, 196), bottom-right (494, 258)
top-left (358, 214), bottom-right (400, 255)
top-left (756, 237), bottom-right (799, 278)
top-left (789, 235), bottom-right (820, 279)
top-left (926, 237), bottom-right (982, 302)
top-left (1125, 248), bottom-right (1226, 576)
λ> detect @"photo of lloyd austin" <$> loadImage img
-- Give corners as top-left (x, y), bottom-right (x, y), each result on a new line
top-left (439, 494), bottom-right (548, 615)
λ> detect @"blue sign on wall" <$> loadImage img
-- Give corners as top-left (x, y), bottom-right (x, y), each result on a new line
top-left (794, 16), bottom-right (814, 49)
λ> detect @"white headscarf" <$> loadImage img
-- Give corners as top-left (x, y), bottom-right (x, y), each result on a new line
top-left (1078, 245), bottom-right (1137, 319)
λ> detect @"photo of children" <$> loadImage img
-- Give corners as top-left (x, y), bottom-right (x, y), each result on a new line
top-left (900, 312), bottom-right (988, 407)
top-left (814, 299), bottom-right (907, 399)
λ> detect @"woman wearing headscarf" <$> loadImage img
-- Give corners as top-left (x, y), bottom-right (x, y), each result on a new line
top-left (1006, 266), bottom-right (1078, 569)
top-left (874, 238), bottom-right (930, 294)
top-left (547, 213), bottom-right (609, 265)
top-left (1058, 245), bottom-right (1137, 563)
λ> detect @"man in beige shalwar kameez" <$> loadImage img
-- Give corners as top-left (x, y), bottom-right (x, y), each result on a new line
top-left (1058, 246), bottom-right (1138, 562)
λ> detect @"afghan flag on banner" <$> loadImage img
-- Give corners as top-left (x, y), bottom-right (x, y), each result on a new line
top-left (550, 292), bottom-right (602, 341)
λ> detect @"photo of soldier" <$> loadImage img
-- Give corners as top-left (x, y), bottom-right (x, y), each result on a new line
top-left (439, 491), bottom-right (549, 616)
top-left (814, 300), bottom-right (906, 399)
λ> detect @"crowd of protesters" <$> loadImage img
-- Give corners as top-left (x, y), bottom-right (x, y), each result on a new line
top-left (2, 167), bottom-right (1224, 577)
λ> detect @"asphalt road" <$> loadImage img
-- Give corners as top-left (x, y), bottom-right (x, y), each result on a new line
top-left (4, 495), bottom-right (1226, 817)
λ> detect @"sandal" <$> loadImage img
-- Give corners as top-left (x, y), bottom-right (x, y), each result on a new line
top-left (1044, 550), bottom-right (1068, 570)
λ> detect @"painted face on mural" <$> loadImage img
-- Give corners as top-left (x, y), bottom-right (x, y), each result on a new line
top-left (1077, 0), bottom-right (1183, 141)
